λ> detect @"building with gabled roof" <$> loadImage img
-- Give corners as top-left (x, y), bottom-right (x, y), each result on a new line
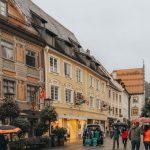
top-left (112, 67), bottom-right (145, 120)
top-left (0, 0), bottom-right (110, 140)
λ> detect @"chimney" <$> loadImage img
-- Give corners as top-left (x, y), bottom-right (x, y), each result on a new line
top-left (86, 49), bottom-right (90, 55)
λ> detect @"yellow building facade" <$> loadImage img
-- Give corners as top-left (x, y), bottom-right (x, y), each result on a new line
top-left (44, 46), bottom-right (109, 141)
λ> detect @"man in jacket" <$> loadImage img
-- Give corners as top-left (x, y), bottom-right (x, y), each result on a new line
top-left (129, 121), bottom-right (142, 150)
top-left (111, 126), bottom-right (120, 149)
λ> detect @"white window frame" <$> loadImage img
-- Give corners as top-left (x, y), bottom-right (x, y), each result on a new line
top-left (89, 96), bottom-right (94, 108)
top-left (76, 67), bottom-right (82, 83)
top-left (65, 88), bottom-right (73, 103)
top-left (49, 56), bottom-right (58, 73)
top-left (50, 85), bottom-right (59, 101)
top-left (0, 1), bottom-right (7, 16)
top-left (64, 61), bottom-right (72, 78)
top-left (89, 75), bottom-right (94, 88)
top-left (96, 99), bottom-right (101, 109)
top-left (25, 49), bottom-right (37, 68)
top-left (96, 79), bottom-right (100, 91)
top-left (1, 40), bottom-right (14, 60)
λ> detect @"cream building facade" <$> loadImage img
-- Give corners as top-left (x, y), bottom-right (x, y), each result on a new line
top-left (44, 47), bottom-right (109, 141)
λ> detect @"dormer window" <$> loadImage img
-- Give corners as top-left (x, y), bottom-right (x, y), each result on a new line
top-left (0, 1), bottom-right (6, 17)
top-left (30, 10), bottom-right (47, 28)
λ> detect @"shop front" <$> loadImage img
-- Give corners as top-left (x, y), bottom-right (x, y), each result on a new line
top-left (56, 107), bottom-right (107, 141)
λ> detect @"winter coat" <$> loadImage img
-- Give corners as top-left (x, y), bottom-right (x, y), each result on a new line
top-left (143, 129), bottom-right (150, 142)
top-left (129, 126), bottom-right (142, 141)
top-left (112, 129), bottom-right (120, 138)
top-left (122, 130), bottom-right (128, 139)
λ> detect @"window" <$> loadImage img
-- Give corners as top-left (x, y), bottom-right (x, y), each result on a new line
top-left (89, 75), bottom-right (94, 87)
top-left (64, 62), bottom-right (71, 77)
top-left (119, 109), bottom-right (121, 115)
top-left (65, 89), bottom-right (72, 103)
top-left (102, 83), bottom-right (105, 92)
top-left (113, 92), bottom-right (115, 100)
top-left (0, 1), bottom-right (6, 16)
top-left (26, 50), bottom-right (36, 67)
top-left (1, 40), bottom-right (14, 60)
top-left (50, 57), bottom-right (58, 73)
top-left (116, 108), bottom-right (118, 115)
top-left (51, 85), bottom-right (59, 101)
top-left (119, 95), bottom-right (122, 103)
top-left (89, 96), bottom-right (94, 108)
top-left (96, 99), bottom-right (101, 109)
top-left (27, 85), bottom-right (38, 103)
top-left (133, 96), bottom-right (138, 103)
top-left (76, 68), bottom-right (82, 82)
top-left (131, 108), bottom-right (139, 116)
top-left (3, 79), bottom-right (15, 96)
top-left (96, 79), bottom-right (100, 90)
top-left (112, 107), bottom-right (114, 115)
top-left (116, 94), bottom-right (118, 102)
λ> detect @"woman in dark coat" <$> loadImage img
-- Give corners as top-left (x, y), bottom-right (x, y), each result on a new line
top-left (0, 134), bottom-right (6, 150)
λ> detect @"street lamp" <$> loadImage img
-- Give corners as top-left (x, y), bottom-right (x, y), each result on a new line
top-left (44, 98), bottom-right (54, 137)
top-left (44, 98), bottom-right (53, 107)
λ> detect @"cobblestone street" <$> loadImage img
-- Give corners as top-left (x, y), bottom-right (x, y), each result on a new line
top-left (44, 137), bottom-right (145, 150)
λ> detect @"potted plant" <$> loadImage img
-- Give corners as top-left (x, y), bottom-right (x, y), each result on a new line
top-left (53, 127), bottom-right (67, 146)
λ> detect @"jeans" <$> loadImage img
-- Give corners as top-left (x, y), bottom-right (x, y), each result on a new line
top-left (113, 137), bottom-right (119, 149)
top-left (122, 138), bottom-right (127, 148)
top-left (131, 140), bottom-right (140, 150)
top-left (144, 142), bottom-right (150, 150)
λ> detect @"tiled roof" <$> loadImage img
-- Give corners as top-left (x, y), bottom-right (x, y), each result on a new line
top-left (112, 68), bottom-right (144, 94)
top-left (14, 0), bottom-right (80, 45)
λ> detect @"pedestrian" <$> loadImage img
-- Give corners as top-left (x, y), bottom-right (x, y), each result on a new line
top-left (0, 134), bottom-right (6, 150)
top-left (111, 126), bottom-right (120, 149)
top-left (143, 125), bottom-right (150, 150)
top-left (4, 135), bottom-right (9, 150)
top-left (121, 127), bottom-right (128, 149)
top-left (129, 121), bottom-right (142, 150)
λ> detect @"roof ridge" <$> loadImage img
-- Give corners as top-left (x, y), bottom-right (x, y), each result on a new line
top-left (113, 67), bottom-right (144, 72)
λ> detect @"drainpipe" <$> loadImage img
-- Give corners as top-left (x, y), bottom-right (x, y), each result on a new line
top-left (128, 95), bottom-right (131, 126)
top-left (44, 46), bottom-right (49, 98)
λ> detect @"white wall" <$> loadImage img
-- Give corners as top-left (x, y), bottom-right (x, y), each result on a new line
top-left (130, 94), bottom-right (145, 120)
top-left (122, 91), bottom-right (129, 120)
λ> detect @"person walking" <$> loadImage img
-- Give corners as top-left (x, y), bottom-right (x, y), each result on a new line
top-left (129, 121), bottom-right (142, 150)
top-left (121, 127), bottom-right (128, 149)
top-left (0, 134), bottom-right (6, 150)
top-left (143, 125), bottom-right (150, 150)
top-left (111, 126), bottom-right (120, 149)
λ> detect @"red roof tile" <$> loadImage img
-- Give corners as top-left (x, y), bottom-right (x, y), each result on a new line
top-left (112, 68), bottom-right (144, 94)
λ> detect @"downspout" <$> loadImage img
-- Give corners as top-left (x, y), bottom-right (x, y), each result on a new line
top-left (44, 46), bottom-right (49, 98)
top-left (128, 95), bottom-right (131, 124)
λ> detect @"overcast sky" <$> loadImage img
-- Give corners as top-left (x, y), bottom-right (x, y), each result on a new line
top-left (34, 0), bottom-right (150, 81)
